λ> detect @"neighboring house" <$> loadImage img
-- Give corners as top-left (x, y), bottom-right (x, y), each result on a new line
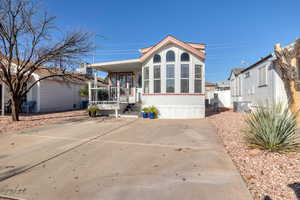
top-left (76, 62), bottom-right (94, 75)
top-left (216, 81), bottom-right (230, 91)
top-left (229, 53), bottom-right (289, 111)
top-left (228, 68), bottom-right (245, 105)
top-left (206, 81), bottom-right (232, 108)
top-left (89, 35), bottom-right (206, 119)
top-left (0, 67), bottom-right (102, 115)
top-left (205, 82), bottom-right (216, 93)
top-left (205, 82), bottom-right (216, 105)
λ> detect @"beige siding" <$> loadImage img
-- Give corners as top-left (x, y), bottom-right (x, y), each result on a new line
top-left (39, 80), bottom-right (85, 113)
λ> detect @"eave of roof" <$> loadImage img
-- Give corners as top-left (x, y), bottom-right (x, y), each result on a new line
top-left (139, 41), bottom-right (206, 54)
top-left (89, 59), bottom-right (140, 67)
top-left (227, 68), bottom-right (245, 80)
top-left (241, 54), bottom-right (273, 73)
top-left (88, 59), bottom-right (141, 72)
top-left (139, 35), bottom-right (206, 62)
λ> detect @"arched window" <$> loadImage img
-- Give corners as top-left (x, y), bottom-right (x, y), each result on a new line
top-left (181, 53), bottom-right (190, 62)
top-left (153, 54), bottom-right (161, 63)
top-left (166, 50), bottom-right (175, 62)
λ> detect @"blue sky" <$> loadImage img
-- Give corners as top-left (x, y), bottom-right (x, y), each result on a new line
top-left (41, 0), bottom-right (300, 82)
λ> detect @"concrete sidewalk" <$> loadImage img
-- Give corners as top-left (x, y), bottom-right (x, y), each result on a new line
top-left (0, 118), bottom-right (252, 200)
top-left (0, 118), bottom-right (136, 182)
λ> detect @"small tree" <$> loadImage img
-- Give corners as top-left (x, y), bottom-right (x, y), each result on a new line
top-left (0, 0), bottom-right (93, 121)
top-left (79, 85), bottom-right (89, 98)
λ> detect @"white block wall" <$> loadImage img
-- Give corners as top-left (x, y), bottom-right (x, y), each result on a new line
top-left (142, 95), bottom-right (205, 119)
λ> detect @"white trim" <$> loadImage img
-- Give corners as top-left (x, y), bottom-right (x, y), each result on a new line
top-left (89, 59), bottom-right (140, 68)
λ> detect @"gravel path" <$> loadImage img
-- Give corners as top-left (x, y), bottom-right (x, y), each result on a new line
top-left (208, 111), bottom-right (300, 200)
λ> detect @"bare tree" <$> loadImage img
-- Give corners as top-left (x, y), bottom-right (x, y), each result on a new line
top-left (275, 39), bottom-right (300, 81)
top-left (274, 39), bottom-right (300, 114)
top-left (0, 0), bottom-right (93, 121)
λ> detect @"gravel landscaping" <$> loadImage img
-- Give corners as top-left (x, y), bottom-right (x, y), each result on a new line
top-left (0, 110), bottom-right (88, 136)
top-left (208, 111), bottom-right (300, 200)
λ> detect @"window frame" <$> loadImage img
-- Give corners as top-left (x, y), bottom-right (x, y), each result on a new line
top-left (258, 65), bottom-right (267, 87)
top-left (166, 64), bottom-right (175, 93)
top-left (194, 64), bottom-right (202, 93)
top-left (153, 54), bottom-right (161, 63)
top-left (153, 65), bottom-right (161, 93)
top-left (244, 71), bottom-right (250, 78)
top-left (181, 52), bottom-right (190, 62)
top-left (143, 66), bottom-right (149, 94)
top-left (180, 63), bottom-right (189, 93)
top-left (166, 50), bottom-right (175, 62)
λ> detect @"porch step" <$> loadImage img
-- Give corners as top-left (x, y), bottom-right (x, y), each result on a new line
top-left (119, 114), bottom-right (139, 118)
top-left (123, 103), bottom-right (141, 114)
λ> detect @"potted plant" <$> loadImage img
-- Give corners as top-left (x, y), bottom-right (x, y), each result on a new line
top-left (149, 106), bottom-right (159, 119)
top-left (142, 107), bottom-right (150, 118)
top-left (88, 106), bottom-right (100, 117)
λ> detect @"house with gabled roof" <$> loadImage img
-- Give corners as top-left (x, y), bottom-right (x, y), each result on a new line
top-left (89, 35), bottom-right (206, 118)
top-left (0, 66), bottom-right (105, 115)
top-left (228, 52), bottom-right (289, 112)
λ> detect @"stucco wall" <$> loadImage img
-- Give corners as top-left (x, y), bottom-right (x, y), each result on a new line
top-left (142, 95), bottom-right (205, 118)
top-left (207, 90), bottom-right (232, 108)
top-left (39, 80), bottom-right (85, 113)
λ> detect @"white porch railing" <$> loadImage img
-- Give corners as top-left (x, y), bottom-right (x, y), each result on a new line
top-left (88, 82), bottom-right (137, 103)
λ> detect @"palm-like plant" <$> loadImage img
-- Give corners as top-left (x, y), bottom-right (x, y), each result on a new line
top-left (244, 103), bottom-right (300, 152)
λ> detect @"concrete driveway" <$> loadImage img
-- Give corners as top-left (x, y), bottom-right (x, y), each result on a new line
top-left (0, 118), bottom-right (252, 200)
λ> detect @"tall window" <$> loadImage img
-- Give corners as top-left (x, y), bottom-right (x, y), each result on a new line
top-left (194, 65), bottom-right (202, 93)
top-left (153, 65), bottom-right (161, 93)
top-left (181, 64), bottom-right (189, 93)
top-left (153, 54), bottom-right (161, 63)
top-left (144, 67), bottom-right (149, 93)
top-left (258, 66), bottom-right (267, 86)
top-left (166, 50), bottom-right (175, 62)
top-left (166, 64), bottom-right (175, 93)
top-left (181, 53), bottom-right (190, 62)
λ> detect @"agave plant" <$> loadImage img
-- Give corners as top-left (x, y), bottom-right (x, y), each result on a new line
top-left (244, 103), bottom-right (300, 152)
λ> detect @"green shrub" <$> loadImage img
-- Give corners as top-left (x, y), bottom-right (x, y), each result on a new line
top-left (149, 106), bottom-right (159, 118)
top-left (87, 106), bottom-right (100, 117)
top-left (142, 107), bottom-right (150, 113)
top-left (244, 103), bottom-right (300, 152)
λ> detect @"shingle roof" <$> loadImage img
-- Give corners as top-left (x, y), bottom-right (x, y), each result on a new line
top-left (232, 68), bottom-right (245, 75)
top-left (0, 55), bottom-right (106, 85)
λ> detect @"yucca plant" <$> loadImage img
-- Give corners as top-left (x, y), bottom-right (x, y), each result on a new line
top-left (244, 103), bottom-right (300, 152)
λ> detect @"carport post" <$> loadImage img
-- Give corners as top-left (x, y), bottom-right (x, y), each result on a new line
top-left (88, 81), bottom-right (91, 104)
top-left (117, 80), bottom-right (120, 101)
top-left (115, 108), bottom-right (118, 118)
